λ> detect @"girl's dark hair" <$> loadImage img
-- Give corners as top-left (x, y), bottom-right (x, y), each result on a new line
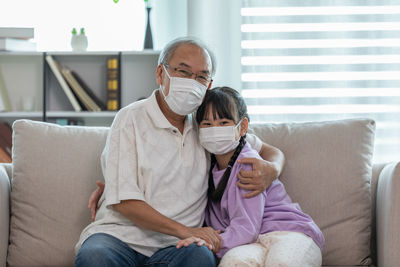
top-left (196, 87), bottom-right (249, 202)
top-left (196, 87), bottom-right (249, 126)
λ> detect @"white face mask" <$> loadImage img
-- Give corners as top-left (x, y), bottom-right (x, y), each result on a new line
top-left (160, 65), bottom-right (207, 116)
top-left (199, 120), bottom-right (242, 155)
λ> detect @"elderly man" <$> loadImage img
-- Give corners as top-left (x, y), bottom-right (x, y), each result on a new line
top-left (74, 37), bottom-right (285, 267)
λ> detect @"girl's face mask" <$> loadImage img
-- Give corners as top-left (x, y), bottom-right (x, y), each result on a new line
top-left (199, 119), bottom-right (242, 155)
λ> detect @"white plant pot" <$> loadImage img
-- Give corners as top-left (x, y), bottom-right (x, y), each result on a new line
top-left (71, 35), bottom-right (88, 51)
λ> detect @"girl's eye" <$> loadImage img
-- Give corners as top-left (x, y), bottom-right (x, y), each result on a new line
top-left (200, 122), bottom-right (211, 126)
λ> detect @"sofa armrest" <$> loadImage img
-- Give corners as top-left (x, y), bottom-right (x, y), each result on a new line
top-left (0, 164), bottom-right (11, 267)
top-left (376, 161), bottom-right (400, 267)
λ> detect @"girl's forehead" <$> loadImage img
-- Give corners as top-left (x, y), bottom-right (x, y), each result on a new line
top-left (204, 103), bottom-right (235, 121)
top-left (204, 112), bottom-right (232, 121)
top-left (204, 104), bottom-right (218, 117)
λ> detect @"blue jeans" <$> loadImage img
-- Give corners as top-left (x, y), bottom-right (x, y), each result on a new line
top-left (74, 233), bottom-right (216, 267)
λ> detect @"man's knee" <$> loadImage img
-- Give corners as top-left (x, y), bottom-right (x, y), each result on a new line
top-left (74, 233), bottom-right (139, 267)
top-left (183, 244), bottom-right (215, 266)
top-left (75, 243), bottom-right (116, 267)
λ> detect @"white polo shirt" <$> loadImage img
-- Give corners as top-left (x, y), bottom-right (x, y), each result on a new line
top-left (75, 90), bottom-right (262, 257)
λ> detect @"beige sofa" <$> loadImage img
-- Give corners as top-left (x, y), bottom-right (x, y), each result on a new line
top-left (0, 118), bottom-right (399, 267)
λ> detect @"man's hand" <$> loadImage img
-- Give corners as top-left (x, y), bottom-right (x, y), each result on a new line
top-left (88, 181), bottom-right (105, 222)
top-left (236, 158), bottom-right (278, 198)
top-left (176, 237), bottom-right (212, 250)
top-left (186, 227), bottom-right (222, 253)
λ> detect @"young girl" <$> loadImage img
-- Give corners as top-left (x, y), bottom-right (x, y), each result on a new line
top-left (177, 87), bottom-right (325, 266)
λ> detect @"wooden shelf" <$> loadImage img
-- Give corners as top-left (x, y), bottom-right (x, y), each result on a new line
top-left (0, 112), bottom-right (42, 118)
top-left (0, 50), bottom-right (159, 126)
top-left (122, 50), bottom-right (161, 56)
top-left (46, 51), bottom-right (120, 56)
top-left (46, 111), bottom-right (117, 118)
top-left (0, 51), bottom-right (43, 56)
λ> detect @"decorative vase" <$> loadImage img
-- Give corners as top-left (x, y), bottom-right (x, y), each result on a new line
top-left (144, 7), bottom-right (153, 49)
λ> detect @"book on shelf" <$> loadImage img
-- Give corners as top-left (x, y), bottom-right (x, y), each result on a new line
top-left (0, 134), bottom-right (11, 159)
top-left (69, 70), bottom-right (106, 110)
top-left (45, 55), bottom-right (82, 112)
top-left (0, 147), bottom-right (11, 163)
top-left (61, 67), bottom-right (102, 112)
top-left (0, 67), bottom-right (12, 112)
top-left (106, 56), bottom-right (120, 111)
top-left (0, 27), bottom-right (34, 39)
top-left (0, 122), bottom-right (12, 162)
top-left (0, 38), bottom-right (36, 51)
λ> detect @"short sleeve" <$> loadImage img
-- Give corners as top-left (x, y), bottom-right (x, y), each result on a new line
top-left (101, 110), bottom-right (145, 208)
top-left (246, 133), bottom-right (262, 153)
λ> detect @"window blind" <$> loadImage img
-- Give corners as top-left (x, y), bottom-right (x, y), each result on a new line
top-left (241, 0), bottom-right (400, 163)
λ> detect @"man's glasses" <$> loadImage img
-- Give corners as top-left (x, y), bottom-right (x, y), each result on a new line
top-left (163, 63), bottom-right (212, 86)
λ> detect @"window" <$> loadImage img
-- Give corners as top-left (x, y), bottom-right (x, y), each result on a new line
top-left (241, 0), bottom-right (400, 163)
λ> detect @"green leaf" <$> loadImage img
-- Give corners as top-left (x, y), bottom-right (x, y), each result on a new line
top-left (113, 0), bottom-right (119, 3)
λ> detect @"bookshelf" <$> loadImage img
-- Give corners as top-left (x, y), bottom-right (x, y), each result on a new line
top-left (0, 50), bottom-right (160, 126)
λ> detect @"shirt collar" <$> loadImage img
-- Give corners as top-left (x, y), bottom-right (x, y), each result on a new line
top-left (145, 89), bottom-right (193, 132)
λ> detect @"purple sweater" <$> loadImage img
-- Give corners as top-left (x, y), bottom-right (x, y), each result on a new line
top-left (205, 142), bottom-right (325, 258)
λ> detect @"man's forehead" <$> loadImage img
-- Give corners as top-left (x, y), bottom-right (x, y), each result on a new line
top-left (170, 44), bottom-right (212, 71)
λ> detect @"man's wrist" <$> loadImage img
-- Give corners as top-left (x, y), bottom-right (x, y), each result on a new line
top-left (263, 160), bottom-right (279, 181)
top-left (270, 161), bottom-right (280, 179)
top-left (175, 224), bottom-right (191, 239)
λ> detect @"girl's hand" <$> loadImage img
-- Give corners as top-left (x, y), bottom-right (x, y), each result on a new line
top-left (176, 237), bottom-right (212, 250)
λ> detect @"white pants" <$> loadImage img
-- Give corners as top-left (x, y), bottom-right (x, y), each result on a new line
top-left (218, 231), bottom-right (322, 267)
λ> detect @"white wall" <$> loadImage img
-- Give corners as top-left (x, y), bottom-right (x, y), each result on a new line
top-left (152, 0), bottom-right (188, 51)
top-left (152, 0), bottom-right (241, 90)
top-left (187, 0), bottom-right (241, 90)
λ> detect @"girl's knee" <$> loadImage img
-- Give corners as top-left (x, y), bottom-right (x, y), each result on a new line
top-left (219, 244), bottom-right (266, 267)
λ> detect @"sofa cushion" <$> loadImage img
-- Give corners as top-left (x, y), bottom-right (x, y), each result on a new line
top-left (248, 118), bottom-right (375, 265)
top-left (8, 120), bottom-right (109, 267)
top-left (7, 118), bottom-right (375, 266)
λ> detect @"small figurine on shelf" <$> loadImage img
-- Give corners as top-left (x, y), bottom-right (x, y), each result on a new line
top-left (71, 27), bottom-right (88, 51)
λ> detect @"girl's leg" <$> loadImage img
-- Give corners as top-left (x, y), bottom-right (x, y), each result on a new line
top-left (218, 243), bottom-right (267, 267)
top-left (259, 231), bottom-right (322, 267)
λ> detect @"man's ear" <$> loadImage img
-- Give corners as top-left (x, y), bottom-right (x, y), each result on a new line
top-left (240, 117), bottom-right (249, 136)
top-left (156, 64), bottom-right (163, 86)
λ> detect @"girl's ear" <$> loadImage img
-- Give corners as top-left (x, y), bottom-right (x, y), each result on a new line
top-left (240, 117), bottom-right (249, 136)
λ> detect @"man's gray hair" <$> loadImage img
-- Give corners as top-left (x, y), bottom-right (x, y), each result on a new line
top-left (158, 36), bottom-right (216, 76)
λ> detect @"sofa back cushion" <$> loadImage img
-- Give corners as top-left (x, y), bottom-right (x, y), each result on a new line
top-left (248, 118), bottom-right (375, 265)
top-left (8, 120), bottom-right (109, 267)
top-left (7, 118), bottom-right (375, 266)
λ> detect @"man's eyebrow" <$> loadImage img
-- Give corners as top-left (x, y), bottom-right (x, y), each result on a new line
top-left (178, 62), bottom-right (210, 74)
top-left (178, 62), bottom-right (191, 69)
